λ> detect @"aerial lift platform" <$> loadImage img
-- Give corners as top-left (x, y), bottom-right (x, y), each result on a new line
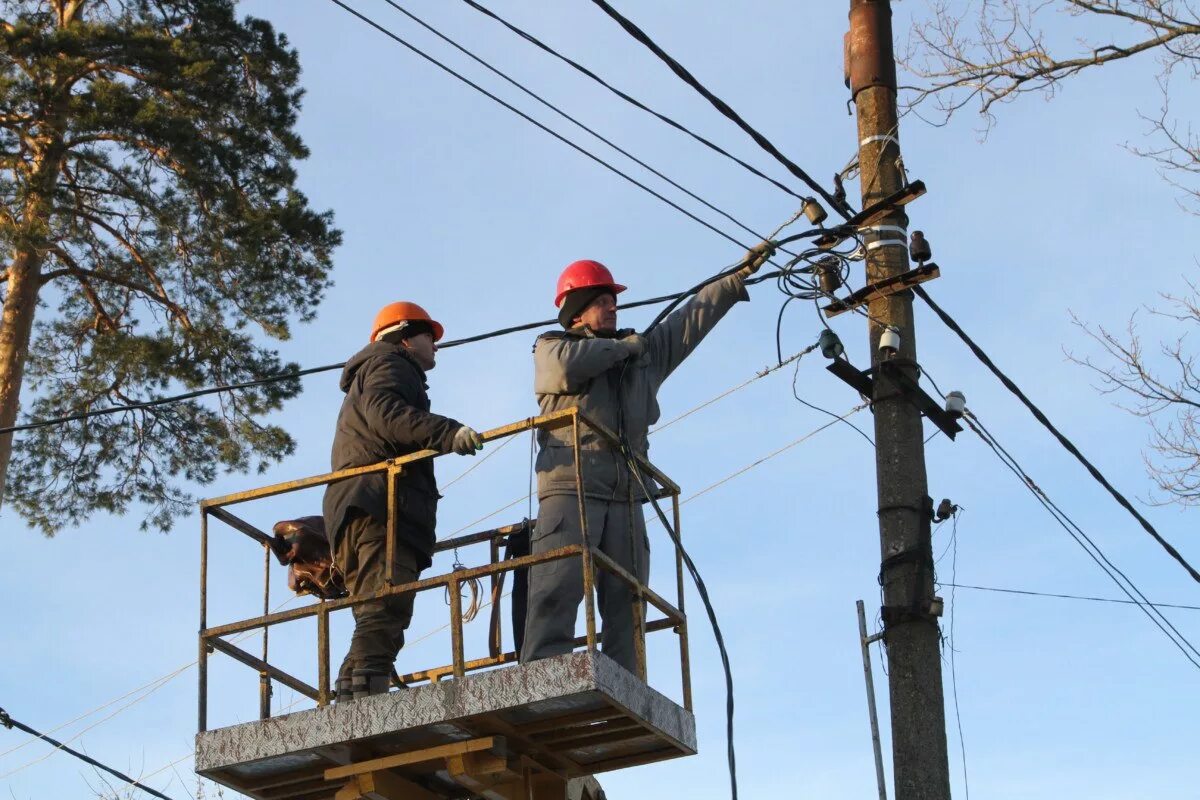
top-left (194, 409), bottom-right (695, 800)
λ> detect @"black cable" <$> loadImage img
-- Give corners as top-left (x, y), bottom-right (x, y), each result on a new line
top-left (586, 0), bottom-right (854, 219)
top-left (792, 354), bottom-right (875, 447)
top-left (0, 268), bottom-right (794, 436)
top-left (378, 0), bottom-right (780, 250)
top-left (967, 411), bottom-right (1200, 663)
top-left (456, 0), bottom-right (810, 203)
top-left (963, 413), bottom-right (1200, 670)
top-left (325, 0), bottom-right (747, 253)
top-left (612, 274), bottom-right (759, 800)
top-left (625, 455), bottom-right (739, 800)
top-left (0, 707), bottom-right (177, 800)
top-left (945, 582), bottom-right (1200, 612)
top-left (913, 285), bottom-right (1200, 586)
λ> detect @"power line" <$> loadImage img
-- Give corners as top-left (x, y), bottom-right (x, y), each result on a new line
top-left (0, 267), bottom-right (792, 437)
top-left (585, 0), bottom-right (853, 219)
top-left (326, 0), bottom-right (749, 253)
top-left (913, 285), bottom-right (1200, 586)
top-left (378, 0), bottom-right (777, 249)
top-left (944, 582), bottom-right (1200, 611)
top-left (456, 0), bottom-right (810, 202)
top-left (0, 708), bottom-right (177, 800)
top-left (962, 410), bottom-right (1200, 670)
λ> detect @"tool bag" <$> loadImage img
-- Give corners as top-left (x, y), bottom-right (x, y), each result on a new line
top-left (271, 516), bottom-right (347, 599)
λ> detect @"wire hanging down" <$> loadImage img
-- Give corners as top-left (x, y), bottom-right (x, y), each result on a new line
top-left (586, 0), bottom-right (853, 218)
top-left (456, 0), bottom-right (810, 202)
top-left (0, 708), bottom-right (177, 800)
top-left (913, 285), bottom-right (1200, 586)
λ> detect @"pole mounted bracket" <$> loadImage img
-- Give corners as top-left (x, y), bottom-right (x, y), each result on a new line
top-left (825, 356), bottom-right (963, 440)
top-left (822, 263), bottom-right (940, 318)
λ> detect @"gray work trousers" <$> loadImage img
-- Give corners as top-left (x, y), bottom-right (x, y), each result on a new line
top-left (521, 494), bottom-right (650, 674)
top-left (334, 512), bottom-right (421, 683)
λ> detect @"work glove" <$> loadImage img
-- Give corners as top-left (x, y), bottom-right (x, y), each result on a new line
top-left (619, 333), bottom-right (646, 359)
top-left (736, 240), bottom-right (776, 279)
top-left (451, 426), bottom-right (483, 455)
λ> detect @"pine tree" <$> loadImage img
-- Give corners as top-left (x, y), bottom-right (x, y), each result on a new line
top-left (0, 0), bottom-right (340, 533)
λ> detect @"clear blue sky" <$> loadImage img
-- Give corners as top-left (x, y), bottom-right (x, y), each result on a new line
top-left (3, 2), bottom-right (1198, 798)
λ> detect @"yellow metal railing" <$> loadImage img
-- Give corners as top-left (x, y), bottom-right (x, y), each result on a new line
top-left (197, 407), bottom-right (691, 732)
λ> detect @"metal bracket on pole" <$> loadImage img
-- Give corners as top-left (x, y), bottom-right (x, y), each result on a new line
top-left (821, 263), bottom-right (940, 318)
top-left (825, 356), bottom-right (962, 440)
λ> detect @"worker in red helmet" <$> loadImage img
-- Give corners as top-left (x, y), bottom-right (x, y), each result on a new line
top-left (521, 243), bottom-right (775, 674)
top-left (323, 301), bottom-right (483, 701)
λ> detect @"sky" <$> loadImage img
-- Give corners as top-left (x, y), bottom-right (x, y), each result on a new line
top-left (3, 1), bottom-right (1199, 799)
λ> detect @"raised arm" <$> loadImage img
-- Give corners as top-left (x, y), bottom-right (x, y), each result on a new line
top-left (646, 273), bottom-right (749, 384)
top-left (534, 335), bottom-right (632, 395)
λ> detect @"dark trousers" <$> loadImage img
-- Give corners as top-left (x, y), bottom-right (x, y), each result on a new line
top-left (521, 494), bottom-right (649, 673)
top-left (334, 512), bottom-right (421, 682)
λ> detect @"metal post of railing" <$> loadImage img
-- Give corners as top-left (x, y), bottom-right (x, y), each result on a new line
top-left (674, 494), bottom-right (692, 711)
top-left (386, 463), bottom-right (399, 586)
top-left (198, 509), bottom-right (209, 732)
top-left (449, 576), bottom-right (465, 679)
top-left (317, 602), bottom-right (331, 707)
top-left (488, 536), bottom-right (502, 657)
top-left (259, 543), bottom-right (272, 720)
top-left (857, 599), bottom-right (888, 800)
top-left (572, 414), bottom-right (597, 652)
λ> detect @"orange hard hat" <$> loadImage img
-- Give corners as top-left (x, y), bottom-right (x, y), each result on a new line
top-left (370, 301), bottom-right (444, 343)
top-left (554, 260), bottom-right (627, 308)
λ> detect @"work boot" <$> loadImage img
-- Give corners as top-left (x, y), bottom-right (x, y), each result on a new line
top-left (351, 669), bottom-right (391, 699)
top-left (334, 676), bottom-right (355, 704)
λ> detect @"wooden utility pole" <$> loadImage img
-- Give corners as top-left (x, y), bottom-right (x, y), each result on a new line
top-left (846, 2), bottom-right (952, 798)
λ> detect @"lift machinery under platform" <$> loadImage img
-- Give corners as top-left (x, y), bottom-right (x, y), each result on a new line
top-left (194, 409), bottom-right (695, 800)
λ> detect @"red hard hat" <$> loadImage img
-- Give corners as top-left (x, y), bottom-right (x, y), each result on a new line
top-left (370, 301), bottom-right (445, 343)
top-left (554, 260), bottom-right (627, 308)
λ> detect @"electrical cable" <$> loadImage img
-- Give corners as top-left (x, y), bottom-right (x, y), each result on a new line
top-left (326, 0), bottom-right (750, 253)
top-left (913, 285), bottom-right (1200, 586)
top-left (0, 708), bottom-right (177, 800)
top-left (456, 0), bottom-right (811, 202)
top-left (792, 354), bottom-right (875, 447)
top-left (379, 0), bottom-right (791, 252)
top-left (943, 582), bottom-right (1200, 611)
top-left (962, 410), bottom-right (1200, 670)
top-left (0, 268), bottom-right (789, 437)
top-left (585, 0), bottom-right (854, 219)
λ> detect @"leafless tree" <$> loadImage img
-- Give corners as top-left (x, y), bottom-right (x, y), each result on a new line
top-left (1069, 287), bottom-right (1200, 505)
top-left (900, 1), bottom-right (1199, 212)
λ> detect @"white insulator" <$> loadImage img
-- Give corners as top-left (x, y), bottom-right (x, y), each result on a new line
top-left (878, 326), bottom-right (901, 355)
top-left (945, 391), bottom-right (966, 418)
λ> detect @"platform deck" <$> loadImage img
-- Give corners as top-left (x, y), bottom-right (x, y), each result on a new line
top-left (195, 651), bottom-right (695, 800)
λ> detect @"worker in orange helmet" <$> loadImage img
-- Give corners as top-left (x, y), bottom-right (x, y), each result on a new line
top-left (521, 243), bottom-right (774, 674)
top-left (323, 301), bottom-right (483, 701)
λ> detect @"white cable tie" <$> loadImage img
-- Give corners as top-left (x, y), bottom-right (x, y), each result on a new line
top-left (866, 239), bottom-right (908, 252)
top-left (860, 134), bottom-right (899, 148)
top-left (859, 224), bottom-right (907, 237)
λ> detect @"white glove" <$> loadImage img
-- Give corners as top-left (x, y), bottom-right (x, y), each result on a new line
top-left (619, 334), bottom-right (645, 359)
top-left (451, 426), bottom-right (483, 455)
top-left (737, 240), bottom-right (776, 278)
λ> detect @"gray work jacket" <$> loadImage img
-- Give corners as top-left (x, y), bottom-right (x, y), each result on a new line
top-left (532, 272), bottom-right (749, 501)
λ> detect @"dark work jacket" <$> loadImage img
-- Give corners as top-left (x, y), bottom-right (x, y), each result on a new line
top-left (322, 342), bottom-right (463, 569)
